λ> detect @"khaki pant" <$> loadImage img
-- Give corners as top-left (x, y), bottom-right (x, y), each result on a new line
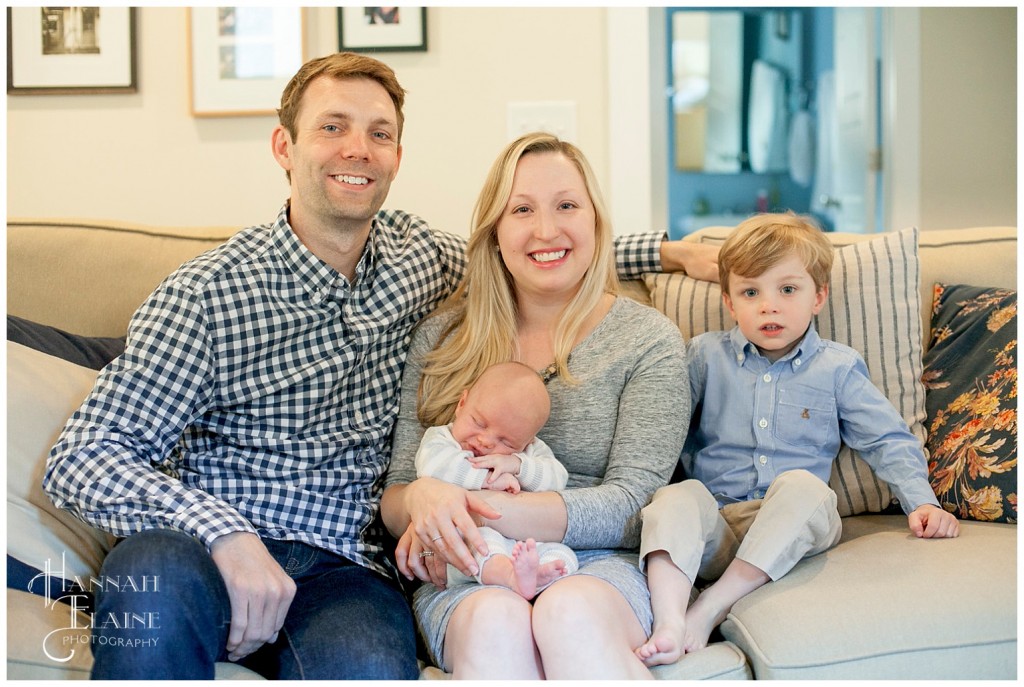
top-left (639, 470), bottom-right (842, 583)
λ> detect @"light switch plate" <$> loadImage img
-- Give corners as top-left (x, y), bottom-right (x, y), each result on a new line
top-left (506, 101), bottom-right (577, 142)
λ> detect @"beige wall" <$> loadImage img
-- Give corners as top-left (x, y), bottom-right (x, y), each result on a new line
top-left (918, 7), bottom-right (1016, 230)
top-left (6, 7), bottom-right (1018, 235)
top-left (6, 7), bottom-right (608, 235)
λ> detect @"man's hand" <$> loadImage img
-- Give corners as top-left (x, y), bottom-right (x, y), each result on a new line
top-left (908, 504), bottom-right (960, 539)
top-left (210, 532), bottom-right (296, 662)
top-left (659, 240), bottom-right (720, 282)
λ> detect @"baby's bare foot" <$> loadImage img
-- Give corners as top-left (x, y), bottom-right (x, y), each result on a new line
top-left (510, 539), bottom-right (540, 600)
top-left (534, 559), bottom-right (567, 591)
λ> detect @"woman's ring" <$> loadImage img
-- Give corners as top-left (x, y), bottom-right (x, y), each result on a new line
top-left (431, 535), bottom-right (444, 542)
top-left (418, 550), bottom-right (435, 558)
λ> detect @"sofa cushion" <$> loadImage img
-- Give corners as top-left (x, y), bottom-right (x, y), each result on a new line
top-left (6, 588), bottom-right (93, 679)
top-left (420, 640), bottom-right (753, 680)
top-left (7, 315), bottom-right (125, 370)
top-left (917, 227), bottom-right (1017, 343)
top-left (7, 342), bottom-right (115, 582)
top-left (922, 283), bottom-right (1017, 523)
top-left (644, 227), bottom-right (924, 516)
top-left (7, 219), bottom-right (236, 337)
top-left (720, 515), bottom-right (1017, 679)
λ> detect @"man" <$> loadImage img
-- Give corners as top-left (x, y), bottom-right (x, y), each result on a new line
top-left (44, 52), bottom-right (718, 679)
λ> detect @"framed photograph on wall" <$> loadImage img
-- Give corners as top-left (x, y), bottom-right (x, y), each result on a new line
top-left (7, 7), bottom-right (137, 94)
top-left (188, 7), bottom-right (305, 117)
top-left (338, 7), bottom-right (427, 53)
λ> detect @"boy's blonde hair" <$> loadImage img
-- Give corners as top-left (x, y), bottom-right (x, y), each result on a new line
top-left (718, 213), bottom-right (834, 294)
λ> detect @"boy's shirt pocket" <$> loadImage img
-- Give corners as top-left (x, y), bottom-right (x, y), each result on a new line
top-left (775, 385), bottom-right (837, 449)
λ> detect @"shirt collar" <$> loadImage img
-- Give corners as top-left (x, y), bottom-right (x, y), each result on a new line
top-left (271, 202), bottom-right (377, 302)
top-left (728, 322), bottom-right (822, 367)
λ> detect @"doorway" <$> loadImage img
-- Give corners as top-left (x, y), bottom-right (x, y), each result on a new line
top-left (664, 7), bottom-right (882, 236)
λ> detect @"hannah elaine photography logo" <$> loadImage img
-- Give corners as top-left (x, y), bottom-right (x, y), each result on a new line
top-left (30, 553), bottom-right (162, 663)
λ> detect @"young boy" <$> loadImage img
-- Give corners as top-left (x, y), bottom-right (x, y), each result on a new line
top-left (635, 213), bottom-right (959, 666)
top-left (415, 361), bottom-right (578, 600)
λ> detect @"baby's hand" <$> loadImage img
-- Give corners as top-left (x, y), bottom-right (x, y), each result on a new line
top-left (468, 453), bottom-right (522, 479)
top-left (483, 472), bottom-right (521, 494)
top-left (908, 504), bottom-right (960, 538)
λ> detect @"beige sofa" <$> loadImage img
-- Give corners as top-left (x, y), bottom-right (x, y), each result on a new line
top-left (7, 218), bottom-right (1017, 680)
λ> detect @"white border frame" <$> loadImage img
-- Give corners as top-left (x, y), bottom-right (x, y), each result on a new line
top-left (7, 7), bottom-right (135, 94)
top-left (338, 7), bottom-right (427, 53)
top-left (188, 7), bottom-right (305, 118)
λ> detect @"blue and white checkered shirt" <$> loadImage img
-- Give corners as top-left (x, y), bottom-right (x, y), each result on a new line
top-left (44, 204), bottom-right (663, 576)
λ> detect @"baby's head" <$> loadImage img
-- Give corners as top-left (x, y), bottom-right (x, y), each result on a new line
top-left (718, 213), bottom-right (833, 361)
top-left (450, 362), bottom-right (550, 457)
top-left (718, 213), bottom-right (833, 294)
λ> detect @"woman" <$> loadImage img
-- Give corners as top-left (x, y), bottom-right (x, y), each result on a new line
top-left (381, 133), bottom-right (690, 678)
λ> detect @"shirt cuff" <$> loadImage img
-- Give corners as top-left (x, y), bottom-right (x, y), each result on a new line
top-left (615, 232), bottom-right (664, 279)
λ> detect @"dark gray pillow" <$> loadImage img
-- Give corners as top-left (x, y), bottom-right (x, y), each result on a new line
top-left (7, 316), bottom-right (125, 370)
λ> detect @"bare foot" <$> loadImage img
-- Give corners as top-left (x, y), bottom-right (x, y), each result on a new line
top-left (534, 558), bottom-right (567, 591)
top-left (634, 620), bottom-right (685, 667)
top-left (478, 540), bottom-right (568, 601)
top-left (509, 539), bottom-right (541, 599)
top-left (680, 592), bottom-right (731, 652)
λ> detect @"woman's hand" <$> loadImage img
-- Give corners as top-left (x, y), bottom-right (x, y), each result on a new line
top-left (398, 476), bottom-right (502, 579)
top-left (396, 523), bottom-right (451, 588)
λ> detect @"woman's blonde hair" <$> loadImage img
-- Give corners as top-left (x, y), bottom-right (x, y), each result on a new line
top-left (417, 132), bottom-right (618, 427)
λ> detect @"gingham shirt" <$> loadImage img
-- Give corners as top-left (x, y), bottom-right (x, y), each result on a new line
top-left (44, 204), bottom-right (662, 576)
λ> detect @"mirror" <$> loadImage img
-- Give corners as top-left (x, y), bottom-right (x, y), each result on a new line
top-left (672, 11), bottom-right (744, 172)
top-left (671, 9), bottom-right (803, 174)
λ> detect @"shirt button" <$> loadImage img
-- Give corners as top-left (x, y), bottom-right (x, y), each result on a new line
top-left (758, 418), bottom-right (768, 429)
top-left (759, 455), bottom-right (768, 465)
top-left (794, 358), bottom-right (802, 367)
top-left (763, 373), bottom-right (772, 382)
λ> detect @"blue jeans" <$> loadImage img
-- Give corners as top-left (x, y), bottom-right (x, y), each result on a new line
top-left (90, 529), bottom-right (418, 680)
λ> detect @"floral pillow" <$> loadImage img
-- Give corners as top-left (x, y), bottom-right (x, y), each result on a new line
top-left (922, 283), bottom-right (1017, 523)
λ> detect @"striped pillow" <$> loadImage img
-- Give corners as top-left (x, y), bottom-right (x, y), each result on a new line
top-left (645, 227), bottom-right (924, 516)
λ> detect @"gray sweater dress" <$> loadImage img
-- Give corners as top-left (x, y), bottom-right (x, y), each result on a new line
top-left (386, 297), bottom-right (690, 669)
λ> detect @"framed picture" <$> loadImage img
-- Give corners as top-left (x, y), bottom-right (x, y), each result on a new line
top-left (188, 7), bottom-right (305, 117)
top-left (7, 7), bottom-right (137, 95)
top-left (338, 7), bottom-right (427, 53)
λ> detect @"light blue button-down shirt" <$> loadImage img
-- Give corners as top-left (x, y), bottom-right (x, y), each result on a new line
top-left (681, 325), bottom-right (938, 513)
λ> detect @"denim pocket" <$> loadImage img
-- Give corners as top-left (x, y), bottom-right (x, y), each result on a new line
top-left (264, 539), bottom-right (320, 576)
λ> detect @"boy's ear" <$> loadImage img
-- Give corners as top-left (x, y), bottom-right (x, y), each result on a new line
top-left (812, 283), bottom-right (830, 315)
top-left (722, 291), bottom-right (737, 320)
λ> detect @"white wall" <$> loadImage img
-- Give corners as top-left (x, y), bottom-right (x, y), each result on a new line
top-left (918, 7), bottom-right (1017, 230)
top-left (6, 7), bottom-right (609, 236)
top-left (6, 7), bottom-right (1017, 235)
